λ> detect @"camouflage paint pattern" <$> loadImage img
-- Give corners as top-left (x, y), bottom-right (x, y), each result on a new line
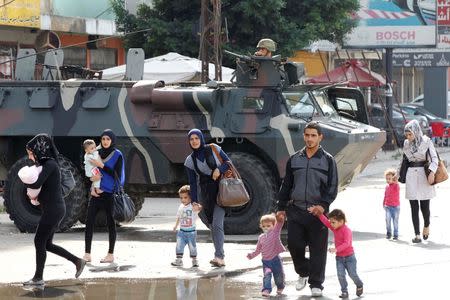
top-left (0, 51), bottom-right (386, 233)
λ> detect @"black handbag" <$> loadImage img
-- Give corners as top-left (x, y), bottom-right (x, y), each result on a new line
top-left (398, 154), bottom-right (409, 184)
top-left (112, 172), bottom-right (136, 224)
top-left (60, 168), bottom-right (75, 198)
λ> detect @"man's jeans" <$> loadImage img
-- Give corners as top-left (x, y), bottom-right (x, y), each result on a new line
top-left (384, 205), bottom-right (400, 237)
top-left (176, 230), bottom-right (197, 257)
top-left (262, 255), bottom-right (285, 292)
top-left (336, 254), bottom-right (363, 293)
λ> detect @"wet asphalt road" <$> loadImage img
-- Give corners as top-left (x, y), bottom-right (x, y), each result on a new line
top-left (2, 149), bottom-right (450, 299)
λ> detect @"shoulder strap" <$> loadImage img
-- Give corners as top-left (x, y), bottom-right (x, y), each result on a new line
top-left (191, 153), bottom-right (202, 175)
top-left (209, 143), bottom-right (223, 164)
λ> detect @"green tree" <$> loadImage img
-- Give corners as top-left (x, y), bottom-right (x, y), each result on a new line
top-left (111, 0), bottom-right (358, 65)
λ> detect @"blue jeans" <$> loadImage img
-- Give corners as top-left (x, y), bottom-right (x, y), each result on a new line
top-left (262, 255), bottom-right (285, 292)
top-left (175, 230), bottom-right (197, 257)
top-left (384, 206), bottom-right (400, 237)
top-left (211, 204), bottom-right (225, 259)
top-left (336, 254), bottom-right (363, 293)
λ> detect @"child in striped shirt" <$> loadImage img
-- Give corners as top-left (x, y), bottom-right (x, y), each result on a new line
top-left (247, 213), bottom-right (286, 297)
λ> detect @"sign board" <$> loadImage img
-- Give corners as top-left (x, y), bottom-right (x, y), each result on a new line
top-left (392, 51), bottom-right (450, 67)
top-left (438, 0), bottom-right (450, 47)
top-left (0, 0), bottom-right (40, 28)
top-left (345, 0), bottom-right (436, 48)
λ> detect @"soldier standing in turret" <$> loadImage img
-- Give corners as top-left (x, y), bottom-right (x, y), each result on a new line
top-left (254, 38), bottom-right (276, 58)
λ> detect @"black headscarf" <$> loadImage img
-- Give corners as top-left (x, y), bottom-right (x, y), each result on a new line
top-left (26, 133), bottom-right (59, 164)
top-left (98, 129), bottom-right (117, 159)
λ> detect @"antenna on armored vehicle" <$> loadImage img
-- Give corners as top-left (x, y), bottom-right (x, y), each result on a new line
top-left (200, 0), bottom-right (223, 83)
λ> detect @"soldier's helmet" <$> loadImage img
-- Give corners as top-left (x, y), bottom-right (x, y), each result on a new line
top-left (256, 38), bottom-right (276, 52)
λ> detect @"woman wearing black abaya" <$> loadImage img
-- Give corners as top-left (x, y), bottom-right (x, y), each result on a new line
top-left (83, 129), bottom-right (125, 264)
top-left (24, 133), bottom-right (85, 286)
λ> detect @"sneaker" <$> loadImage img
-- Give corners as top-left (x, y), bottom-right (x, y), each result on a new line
top-left (393, 236), bottom-right (399, 241)
top-left (209, 258), bottom-right (225, 267)
top-left (262, 290), bottom-right (270, 297)
top-left (276, 288), bottom-right (284, 295)
top-left (171, 258), bottom-right (183, 266)
top-left (192, 258), bottom-right (199, 267)
top-left (386, 233), bottom-right (392, 239)
top-left (23, 278), bottom-right (44, 286)
top-left (295, 276), bottom-right (308, 291)
top-left (356, 286), bottom-right (364, 297)
top-left (412, 236), bottom-right (422, 243)
top-left (311, 287), bottom-right (322, 297)
top-left (339, 291), bottom-right (349, 298)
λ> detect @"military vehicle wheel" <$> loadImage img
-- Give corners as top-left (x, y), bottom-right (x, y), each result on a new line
top-left (223, 152), bottom-right (276, 234)
top-left (3, 155), bottom-right (84, 233)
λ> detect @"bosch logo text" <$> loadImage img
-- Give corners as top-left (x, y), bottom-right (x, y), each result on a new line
top-left (376, 31), bottom-right (416, 40)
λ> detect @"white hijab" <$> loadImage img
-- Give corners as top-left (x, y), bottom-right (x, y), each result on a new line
top-left (403, 119), bottom-right (428, 160)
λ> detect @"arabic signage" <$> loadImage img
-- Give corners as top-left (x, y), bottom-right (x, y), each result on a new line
top-left (0, 0), bottom-right (40, 28)
top-left (345, 0), bottom-right (436, 48)
top-left (438, 0), bottom-right (450, 47)
top-left (392, 51), bottom-right (450, 67)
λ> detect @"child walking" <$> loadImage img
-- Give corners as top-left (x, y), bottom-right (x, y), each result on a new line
top-left (384, 168), bottom-right (400, 240)
top-left (309, 208), bottom-right (363, 298)
top-left (247, 214), bottom-right (286, 297)
top-left (171, 185), bottom-right (202, 268)
top-left (83, 139), bottom-right (102, 197)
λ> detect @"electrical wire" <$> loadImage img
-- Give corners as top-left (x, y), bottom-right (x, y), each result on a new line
top-left (0, 0), bottom-right (16, 9)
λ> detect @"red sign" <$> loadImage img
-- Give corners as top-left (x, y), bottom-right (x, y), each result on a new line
top-left (438, 2), bottom-right (450, 26)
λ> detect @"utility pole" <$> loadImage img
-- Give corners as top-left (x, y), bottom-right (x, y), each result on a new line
top-left (200, 0), bottom-right (222, 83)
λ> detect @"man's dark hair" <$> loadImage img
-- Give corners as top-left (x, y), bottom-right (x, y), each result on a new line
top-left (304, 121), bottom-right (322, 135)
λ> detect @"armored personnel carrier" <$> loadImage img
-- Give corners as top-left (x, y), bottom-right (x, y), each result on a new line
top-left (0, 48), bottom-right (385, 234)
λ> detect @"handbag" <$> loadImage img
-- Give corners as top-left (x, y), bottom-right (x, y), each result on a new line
top-left (424, 149), bottom-right (448, 185)
top-left (398, 154), bottom-right (409, 184)
top-left (60, 168), bottom-right (75, 198)
top-left (217, 162), bottom-right (250, 207)
top-left (210, 144), bottom-right (250, 207)
top-left (112, 172), bottom-right (136, 223)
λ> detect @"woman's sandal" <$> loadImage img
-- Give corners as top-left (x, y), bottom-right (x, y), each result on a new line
top-left (100, 254), bottom-right (114, 263)
top-left (423, 227), bottom-right (429, 240)
top-left (82, 254), bottom-right (92, 263)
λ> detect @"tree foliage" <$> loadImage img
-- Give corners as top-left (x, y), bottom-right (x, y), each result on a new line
top-left (111, 0), bottom-right (359, 66)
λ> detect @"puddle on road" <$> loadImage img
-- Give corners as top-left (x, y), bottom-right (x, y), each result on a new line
top-left (0, 276), bottom-right (258, 300)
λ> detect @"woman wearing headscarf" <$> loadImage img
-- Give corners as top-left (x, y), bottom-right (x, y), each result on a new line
top-left (184, 129), bottom-right (231, 267)
top-left (83, 129), bottom-right (125, 263)
top-left (403, 120), bottom-right (438, 243)
top-left (24, 133), bottom-right (85, 286)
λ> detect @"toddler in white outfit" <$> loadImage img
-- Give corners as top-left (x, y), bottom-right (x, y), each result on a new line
top-left (83, 139), bottom-right (102, 196)
top-left (18, 165), bottom-right (42, 206)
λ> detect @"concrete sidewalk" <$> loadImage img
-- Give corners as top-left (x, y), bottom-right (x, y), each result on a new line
top-left (1, 146), bottom-right (450, 299)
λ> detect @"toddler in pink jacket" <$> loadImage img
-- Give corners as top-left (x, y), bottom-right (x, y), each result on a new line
top-left (18, 165), bottom-right (42, 206)
top-left (309, 208), bottom-right (364, 298)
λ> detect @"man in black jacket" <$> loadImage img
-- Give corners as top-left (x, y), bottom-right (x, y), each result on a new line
top-left (276, 121), bottom-right (338, 297)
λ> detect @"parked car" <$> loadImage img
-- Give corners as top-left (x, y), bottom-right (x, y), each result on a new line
top-left (397, 103), bottom-right (450, 127)
top-left (411, 92), bottom-right (450, 118)
top-left (397, 103), bottom-right (450, 145)
top-left (367, 103), bottom-right (431, 145)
